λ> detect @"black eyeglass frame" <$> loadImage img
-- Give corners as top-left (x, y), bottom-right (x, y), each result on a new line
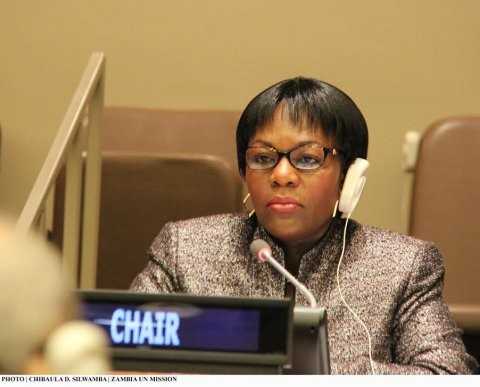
top-left (245, 143), bottom-right (343, 171)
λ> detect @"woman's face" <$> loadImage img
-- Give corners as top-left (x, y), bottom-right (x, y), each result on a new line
top-left (245, 109), bottom-right (342, 250)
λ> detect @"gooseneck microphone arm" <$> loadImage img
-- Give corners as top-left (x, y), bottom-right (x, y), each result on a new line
top-left (250, 239), bottom-right (317, 308)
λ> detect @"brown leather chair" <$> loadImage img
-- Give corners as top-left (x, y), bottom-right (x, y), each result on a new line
top-left (409, 116), bottom-right (480, 359)
top-left (53, 152), bottom-right (242, 289)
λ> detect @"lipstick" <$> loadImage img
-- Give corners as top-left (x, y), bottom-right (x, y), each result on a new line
top-left (267, 197), bottom-right (302, 214)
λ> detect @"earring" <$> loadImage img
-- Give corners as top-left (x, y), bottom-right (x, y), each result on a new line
top-left (332, 200), bottom-right (339, 218)
top-left (242, 193), bottom-right (256, 218)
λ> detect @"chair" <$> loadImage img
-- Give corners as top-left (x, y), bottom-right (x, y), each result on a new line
top-left (409, 116), bottom-right (480, 360)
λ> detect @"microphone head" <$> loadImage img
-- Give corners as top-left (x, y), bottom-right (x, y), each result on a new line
top-left (249, 239), bottom-right (271, 262)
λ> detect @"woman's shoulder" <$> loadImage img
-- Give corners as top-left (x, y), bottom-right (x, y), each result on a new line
top-left (354, 221), bottom-right (431, 249)
top-left (170, 213), bottom-right (250, 235)
top-left (348, 220), bottom-right (442, 268)
top-left (147, 213), bottom-right (254, 272)
top-left (151, 213), bottom-right (252, 249)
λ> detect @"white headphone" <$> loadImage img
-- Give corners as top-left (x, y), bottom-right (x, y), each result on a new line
top-left (331, 157), bottom-right (376, 374)
top-left (334, 158), bottom-right (369, 217)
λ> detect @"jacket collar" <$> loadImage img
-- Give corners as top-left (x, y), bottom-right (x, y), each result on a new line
top-left (246, 215), bottom-right (350, 299)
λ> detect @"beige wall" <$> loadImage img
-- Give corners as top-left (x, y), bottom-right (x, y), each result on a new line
top-left (1, 0), bottom-right (479, 233)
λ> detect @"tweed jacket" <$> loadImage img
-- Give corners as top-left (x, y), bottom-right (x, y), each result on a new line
top-left (130, 213), bottom-right (477, 374)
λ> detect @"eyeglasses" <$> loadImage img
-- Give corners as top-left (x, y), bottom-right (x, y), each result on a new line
top-left (246, 143), bottom-right (341, 171)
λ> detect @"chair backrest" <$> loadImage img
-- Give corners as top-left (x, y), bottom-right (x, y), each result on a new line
top-left (52, 152), bottom-right (242, 290)
top-left (102, 107), bottom-right (241, 174)
top-left (409, 116), bottom-right (480, 332)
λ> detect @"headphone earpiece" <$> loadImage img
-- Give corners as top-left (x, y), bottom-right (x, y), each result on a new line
top-left (337, 158), bottom-right (369, 217)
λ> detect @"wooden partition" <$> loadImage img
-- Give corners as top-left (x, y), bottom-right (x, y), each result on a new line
top-left (15, 52), bottom-right (105, 289)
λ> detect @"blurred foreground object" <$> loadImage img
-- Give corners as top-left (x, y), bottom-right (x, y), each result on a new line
top-left (45, 320), bottom-right (110, 374)
top-left (0, 220), bottom-right (110, 373)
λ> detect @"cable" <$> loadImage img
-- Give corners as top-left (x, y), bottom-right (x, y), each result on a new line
top-left (335, 215), bottom-right (377, 375)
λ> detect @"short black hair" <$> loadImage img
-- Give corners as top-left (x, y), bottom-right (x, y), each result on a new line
top-left (236, 77), bottom-right (368, 176)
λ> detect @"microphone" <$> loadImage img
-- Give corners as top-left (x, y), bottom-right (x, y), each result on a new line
top-left (250, 239), bottom-right (317, 308)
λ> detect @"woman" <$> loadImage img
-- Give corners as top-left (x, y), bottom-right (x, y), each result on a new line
top-left (130, 77), bottom-right (477, 374)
